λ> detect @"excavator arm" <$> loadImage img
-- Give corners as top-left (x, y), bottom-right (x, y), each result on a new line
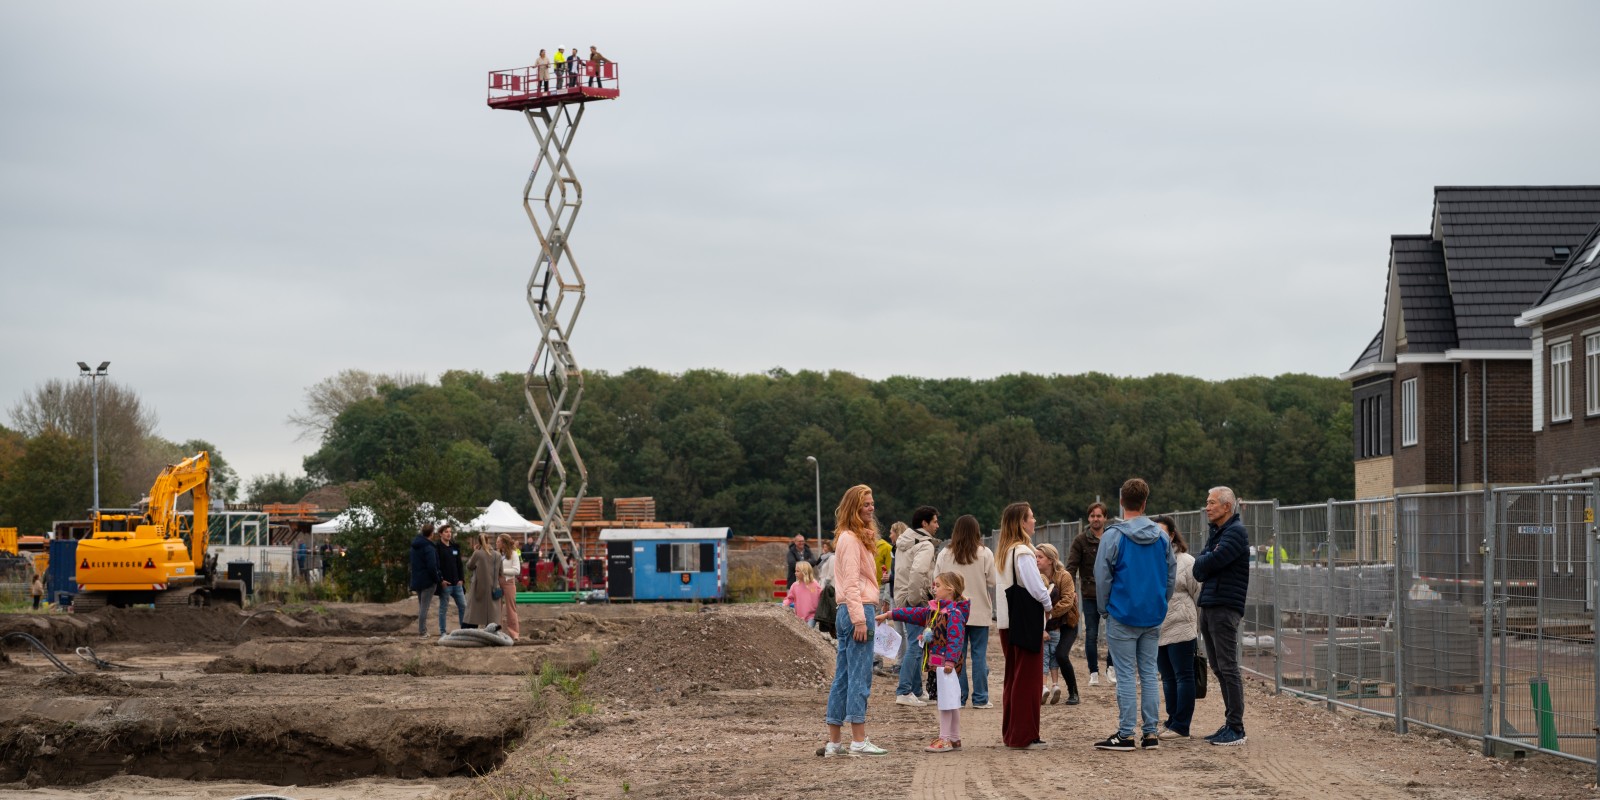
top-left (142, 452), bottom-right (211, 570)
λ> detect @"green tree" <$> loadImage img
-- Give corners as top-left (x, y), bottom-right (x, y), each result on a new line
top-left (243, 471), bottom-right (319, 505)
top-left (0, 431), bottom-right (95, 533)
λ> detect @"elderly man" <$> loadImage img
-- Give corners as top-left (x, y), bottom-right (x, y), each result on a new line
top-left (1193, 486), bottom-right (1251, 746)
top-left (892, 506), bottom-right (939, 706)
top-left (786, 534), bottom-right (816, 587)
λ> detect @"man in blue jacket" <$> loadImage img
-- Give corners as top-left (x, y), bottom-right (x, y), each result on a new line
top-left (1092, 477), bottom-right (1176, 752)
top-left (1193, 486), bottom-right (1250, 746)
top-left (410, 523), bottom-right (444, 638)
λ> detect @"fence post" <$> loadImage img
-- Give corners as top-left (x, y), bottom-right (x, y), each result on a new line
top-left (1480, 486), bottom-right (1496, 757)
top-left (1589, 480), bottom-right (1599, 788)
top-left (1392, 496), bottom-right (1407, 735)
top-left (1271, 500), bottom-right (1283, 696)
top-left (1326, 498), bottom-right (1337, 712)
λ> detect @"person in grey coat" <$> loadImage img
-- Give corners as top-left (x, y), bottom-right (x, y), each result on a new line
top-left (464, 533), bottom-right (504, 629)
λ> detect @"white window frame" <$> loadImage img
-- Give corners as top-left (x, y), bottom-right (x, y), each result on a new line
top-left (1401, 378), bottom-right (1418, 447)
top-left (1551, 341), bottom-right (1572, 422)
top-left (1588, 333), bottom-right (1600, 417)
top-left (1580, 235), bottom-right (1600, 266)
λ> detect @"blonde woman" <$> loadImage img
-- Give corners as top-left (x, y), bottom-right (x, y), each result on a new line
top-left (1036, 543), bottom-right (1080, 706)
top-left (818, 484), bottom-right (888, 758)
top-left (464, 533), bottom-right (502, 630)
top-left (497, 533), bottom-right (523, 640)
top-left (996, 501), bottom-right (1051, 749)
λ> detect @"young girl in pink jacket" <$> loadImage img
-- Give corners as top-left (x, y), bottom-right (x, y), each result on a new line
top-left (785, 561), bottom-right (823, 625)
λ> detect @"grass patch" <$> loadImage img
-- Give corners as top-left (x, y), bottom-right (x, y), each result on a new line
top-left (728, 564), bottom-right (783, 603)
top-left (529, 661), bottom-right (591, 723)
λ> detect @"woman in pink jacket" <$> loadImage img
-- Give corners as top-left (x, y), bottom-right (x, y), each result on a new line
top-left (817, 484), bottom-right (888, 757)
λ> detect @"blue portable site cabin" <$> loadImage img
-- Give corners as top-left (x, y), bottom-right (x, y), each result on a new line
top-left (600, 528), bottom-right (728, 602)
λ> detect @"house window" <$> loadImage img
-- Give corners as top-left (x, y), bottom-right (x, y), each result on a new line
top-left (1587, 334), bottom-right (1600, 417)
top-left (1401, 379), bottom-right (1418, 447)
top-left (1551, 341), bottom-right (1572, 422)
top-left (1580, 235), bottom-right (1600, 266)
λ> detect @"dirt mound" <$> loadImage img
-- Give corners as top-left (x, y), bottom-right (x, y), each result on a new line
top-left (0, 603), bottom-right (420, 654)
top-left (205, 638), bottom-right (542, 676)
top-left (584, 604), bottom-right (834, 702)
top-left (728, 542), bottom-right (787, 572)
top-left (35, 673), bottom-right (137, 696)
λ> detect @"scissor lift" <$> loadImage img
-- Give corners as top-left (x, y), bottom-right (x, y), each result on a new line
top-left (487, 61), bottom-right (619, 583)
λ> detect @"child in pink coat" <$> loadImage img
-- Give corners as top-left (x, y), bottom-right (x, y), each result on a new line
top-left (785, 561), bottom-right (823, 625)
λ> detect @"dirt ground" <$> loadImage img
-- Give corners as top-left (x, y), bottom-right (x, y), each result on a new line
top-left (2, 601), bottom-right (1599, 800)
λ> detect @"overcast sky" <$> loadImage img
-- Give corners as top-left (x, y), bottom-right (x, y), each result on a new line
top-left (3, 1), bottom-right (1599, 484)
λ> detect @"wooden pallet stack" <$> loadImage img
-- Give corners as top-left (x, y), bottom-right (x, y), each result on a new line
top-left (613, 497), bottom-right (657, 523)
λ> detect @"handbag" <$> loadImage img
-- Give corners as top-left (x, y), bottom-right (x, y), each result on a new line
top-left (1004, 547), bottom-right (1044, 653)
top-left (1194, 650), bottom-right (1209, 699)
top-left (491, 585), bottom-right (505, 601)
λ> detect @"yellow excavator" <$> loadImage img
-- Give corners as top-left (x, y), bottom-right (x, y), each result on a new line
top-left (71, 452), bottom-right (247, 610)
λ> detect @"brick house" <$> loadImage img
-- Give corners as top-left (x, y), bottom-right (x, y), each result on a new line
top-left (1516, 219), bottom-right (1600, 482)
top-left (1342, 187), bottom-right (1600, 498)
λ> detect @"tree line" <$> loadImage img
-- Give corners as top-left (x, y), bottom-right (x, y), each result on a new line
top-left (0, 378), bottom-right (239, 534)
top-left (297, 367), bottom-right (1354, 535)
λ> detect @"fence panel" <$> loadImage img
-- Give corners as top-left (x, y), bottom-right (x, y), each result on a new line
top-left (1395, 491), bottom-right (1483, 738)
top-left (1321, 499), bottom-right (1398, 717)
top-left (1275, 502), bottom-right (1333, 703)
top-left (1486, 483), bottom-right (1599, 764)
top-left (1239, 500), bottom-right (1279, 683)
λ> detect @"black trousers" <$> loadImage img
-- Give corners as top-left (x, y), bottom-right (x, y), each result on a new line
top-left (1200, 606), bottom-right (1245, 730)
top-left (1054, 622), bottom-right (1080, 695)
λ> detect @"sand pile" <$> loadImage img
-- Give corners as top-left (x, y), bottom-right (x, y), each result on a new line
top-left (585, 603), bottom-right (834, 701)
top-left (728, 542), bottom-right (787, 573)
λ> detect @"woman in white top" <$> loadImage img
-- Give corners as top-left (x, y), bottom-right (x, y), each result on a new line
top-left (1152, 516), bottom-right (1200, 739)
top-left (996, 501), bottom-right (1052, 749)
top-left (496, 533), bottom-right (523, 640)
top-left (935, 514), bottom-right (998, 708)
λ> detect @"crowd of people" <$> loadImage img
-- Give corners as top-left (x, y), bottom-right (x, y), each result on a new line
top-left (531, 46), bottom-right (611, 93)
top-left (793, 480), bottom-right (1252, 756)
top-left (409, 523), bottom-right (525, 639)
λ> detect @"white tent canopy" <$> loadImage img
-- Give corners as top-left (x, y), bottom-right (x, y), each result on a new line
top-left (309, 504), bottom-right (465, 535)
top-left (466, 500), bottom-right (541, 534)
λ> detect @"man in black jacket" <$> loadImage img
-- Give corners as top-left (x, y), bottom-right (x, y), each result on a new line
top-left (1192, 486), bottom-right (1250, 746)
top-left (409, 524), bottom-right (444, 638)
top-left (436, 525), bottom-right (467, 633)
top-left (785, 534), bottom-right (816, 587)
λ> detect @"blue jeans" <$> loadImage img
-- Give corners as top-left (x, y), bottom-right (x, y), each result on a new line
top-left (1106, 617), bottom-right (1161, 737)
top-left (897, 622), bottom-right (926, 697)
top-left (957, 625), bottom-right (990, 706)
top-left (1157, 638), bottom-right (1197, 736)
top-left (438, 583), bottom-right (467, 630)
top-left (1083, 606), bottom-right (1112, 674)
top-left (416, 587), bottom-right (436, 635)
top-left (1042, 629), bottom-right (1061, 675)
top-left (825, 603), bottom-right (876, 726)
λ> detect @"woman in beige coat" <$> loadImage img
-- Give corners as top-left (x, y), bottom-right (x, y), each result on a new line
top-left (465, 533), bottom-right (503, 629)
top-left (1153, 516), bottom-right (1201, 739)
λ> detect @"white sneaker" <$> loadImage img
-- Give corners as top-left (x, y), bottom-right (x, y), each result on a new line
top-left (849, 739), bottom-right (888, 756)
top-left (895, 694), bottom-right (927, 707)
top-left (817, 741), bottom-right (845, 757)
top-left (1041, 686), bottom-right (1051, 704)
top-left (1088, 672), bottom-right (1100, 686)
top-left (1108, 670), bottom-right (1117, 684)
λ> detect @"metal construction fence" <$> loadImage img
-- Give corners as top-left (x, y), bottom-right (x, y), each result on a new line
top-left (1211, 482), bottom-right (1600, 773)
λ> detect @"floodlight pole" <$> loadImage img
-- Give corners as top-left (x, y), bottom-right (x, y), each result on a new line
top-left (77, 361), bottom-right (109, 516)
top-left (806, 455), bottom-right (822, 551)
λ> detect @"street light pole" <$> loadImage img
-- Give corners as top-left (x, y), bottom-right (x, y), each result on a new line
top-left (805, 455), bottom-right (821, 552)
top-left (76, 361), bottom-right (109, 517)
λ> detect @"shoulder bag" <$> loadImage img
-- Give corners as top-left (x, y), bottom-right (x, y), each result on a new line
top-left (1004, 547), bottom-right (1044, 653)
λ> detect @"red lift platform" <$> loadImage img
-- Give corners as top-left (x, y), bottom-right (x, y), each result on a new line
top-left (487, 62), bottom-right (620, 111)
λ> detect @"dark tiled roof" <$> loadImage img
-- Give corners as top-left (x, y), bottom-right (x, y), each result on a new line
top-left (1434, 186), bottom-right (1600, 350)
top-left (1530, 219), bottom-right (1600, 310)
top-left (1350, 328), bottom-right (1382, 371)
top-left (1393, 235), bottom-right (1456, 353)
